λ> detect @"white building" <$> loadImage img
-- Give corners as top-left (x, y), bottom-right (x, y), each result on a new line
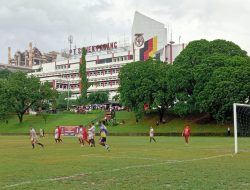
top-left (30, 11), bottom-right (186, 100)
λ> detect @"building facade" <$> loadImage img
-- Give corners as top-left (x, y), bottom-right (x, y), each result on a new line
top-left (31, 42), bottom-right (132, 99)
top-left (30, 11), bottom-right (186, 100)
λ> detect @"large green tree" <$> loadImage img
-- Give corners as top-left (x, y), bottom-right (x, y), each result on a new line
top-left (196, 57), bottom-right (250, 122)
top-left (119, 59), bottom-right (174, 121)
top-left (3, 72), bottom-right (53, 123)
top-left (171, 39), bottom-right (249, 121)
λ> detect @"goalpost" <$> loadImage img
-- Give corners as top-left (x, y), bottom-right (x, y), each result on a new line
top-left (233, 103), bottom-right (250, 154)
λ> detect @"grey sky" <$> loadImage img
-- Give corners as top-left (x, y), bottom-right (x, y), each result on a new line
top-left (0, 0), bottom-right (249, 63)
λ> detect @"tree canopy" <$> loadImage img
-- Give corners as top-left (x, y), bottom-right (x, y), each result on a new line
top-left (171, 39), bottom-right (249, 121)
top-left (119, 58), bottom-right (174, 121)
top-left (0, 72), bottom-right (53, 123)
top-left (0, 69), bottom-right (11, 79)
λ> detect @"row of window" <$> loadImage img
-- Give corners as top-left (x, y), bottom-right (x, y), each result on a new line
top-left (88, 69), bottom-right (120, 76)
top-left (55, 81), bottom-right (120, 89)
top-left (96, 55), bottom-right (133, 64)
top-left (56, 69), bottom-right (120, 79)
top-left (93, 81), bottom-right (119, 87)
top-left (61, 74), bottom-right (79, 78)
top-left (56, 84), bottom-right (79, 89)
top-left (56, 64), bottom-right (70, 70)
top-left (55, 55), bottom-right (133, 70)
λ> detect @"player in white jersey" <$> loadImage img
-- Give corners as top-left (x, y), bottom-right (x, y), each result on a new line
top-left (149, 126), bottom-right (156, 143)
top-left (88, 123), bottom-right (96, 147)
top-left (54, 127), bottom-right (59, 143)
top-left (30, 127), bottom-right (44, 149)
top-left (78, 126), bottom-right (83, 144)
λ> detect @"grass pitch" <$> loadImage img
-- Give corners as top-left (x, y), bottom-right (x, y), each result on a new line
top-left (1, 136), bottom-right (250, 190)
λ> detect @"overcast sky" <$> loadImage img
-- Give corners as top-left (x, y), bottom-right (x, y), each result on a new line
top-left (0, 0), bottom-right (249, 63)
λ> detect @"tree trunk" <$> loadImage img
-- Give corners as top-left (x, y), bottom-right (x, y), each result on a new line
top-left (17, 113), bottom-right (24, 123)
top-left (158, 107), bottom-right (165, 123)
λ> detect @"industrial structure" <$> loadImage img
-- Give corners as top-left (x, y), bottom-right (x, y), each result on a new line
top-left (7, 42), bottom-right (58, 67)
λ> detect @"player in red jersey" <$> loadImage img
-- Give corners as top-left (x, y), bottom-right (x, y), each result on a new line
top-left (57, 126), bottom-right (63, 143)
top-left (80, 126), bottom-right (89, 146)
top-left (182, 125), bottom-right (191, 144)
top-left (82, 127), bottom-right (89, 145)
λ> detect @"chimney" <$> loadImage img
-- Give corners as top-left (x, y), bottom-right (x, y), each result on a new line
top-left (29, 42), bottom-right (32, 67)
top-left (8, 47), bottom-right (11, 64)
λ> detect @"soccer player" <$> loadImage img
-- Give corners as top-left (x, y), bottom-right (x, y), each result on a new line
top-left (40, 128), bottom-right (45, 138)
top-left (57, 126), bottom-right (63, 143)
top-left (54, 126), bottom-right (59, 143)
top-left (78, 126), bottom-right (83, 144)
top-left (82, 127), bottom-right (89, 146)
top-left (54, 126), bottom-right (63, 143)
top-left (78, 126), bottom-right (89, 146)
top-left (182, 125), bottom-right (191, 144)
top-left (149, 126), bottom-right (156, 143)
top-left (30, 127), bottom-right (44, 149)
top-left (99, 122), bottom-right (110, 151)
top-left (88, 123), bottom-right (96, 147)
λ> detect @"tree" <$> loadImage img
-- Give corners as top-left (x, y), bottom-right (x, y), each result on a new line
top-left (0, 69), bottom-right (11, 79)
top-left (152, 63), bottom-right (175, 121)
top-left (39, 111), bottom-right (50, 124)
top-left (112, 94), bottom-right (120, 102)
top-left (0, 80), bottom-right (10, 121)
top-left (55, 92), bottom-right (71, 110)
top-left (119, 59), bottom-right (174, 121)
top-left (196, 57), bottom-right (250, 122)
top-left (171, 39), bottom-right (248, 119)
top-left (88, 91), bottom-right (109, 104)
top-left (79, 48), bottom-right (89, 104)
top-left (4, 72), bottom-right (53, 123)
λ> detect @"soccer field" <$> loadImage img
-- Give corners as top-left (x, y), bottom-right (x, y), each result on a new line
top-left (1, 136), bottom-right (250, 190)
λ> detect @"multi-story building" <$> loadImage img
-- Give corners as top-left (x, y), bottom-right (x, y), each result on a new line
top-left (31, 41), bottom-right (132, 99)
top-left (30, 11), bottom-right (186, 100)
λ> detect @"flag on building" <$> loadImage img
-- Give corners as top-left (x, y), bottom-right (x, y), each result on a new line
top-left (139, 36), bottom-right (158, 61)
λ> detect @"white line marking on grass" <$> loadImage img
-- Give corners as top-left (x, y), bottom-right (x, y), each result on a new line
top-left (1, 181), bottom-right (32, 188)
top-left (239, 149), bottom-right (250, 153)
top-left (2, 153), bottom-right (233, 189)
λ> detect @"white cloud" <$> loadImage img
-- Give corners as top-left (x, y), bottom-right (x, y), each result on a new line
top-left (0, 0), bottom-right (250, 63)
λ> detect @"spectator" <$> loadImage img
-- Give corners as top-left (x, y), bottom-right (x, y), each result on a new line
top-left (227, 127), bottom-right (231, 136)
top-left (156, 121), bottom-right (159, 126)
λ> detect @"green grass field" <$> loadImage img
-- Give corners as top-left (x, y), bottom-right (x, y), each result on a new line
top-left (0, 111), bottom-right (103, 134)
top-left (0, 111), bottom-right (230, 134)
top-left (1, 136), bottom-right (250, 190)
